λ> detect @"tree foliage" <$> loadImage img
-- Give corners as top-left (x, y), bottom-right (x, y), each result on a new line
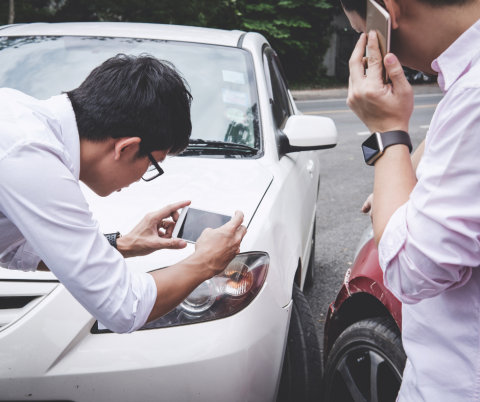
top-left (0, 0), bottom-right (336, 85)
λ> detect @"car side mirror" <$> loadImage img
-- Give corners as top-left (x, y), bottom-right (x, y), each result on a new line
top-left (281, 115), bottom-right (337, 154)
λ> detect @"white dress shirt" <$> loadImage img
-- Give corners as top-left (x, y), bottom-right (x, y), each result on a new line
top-left (0, 89), bottom-right (157, 334)
top-left (378, 19), bottom-right (480, 401)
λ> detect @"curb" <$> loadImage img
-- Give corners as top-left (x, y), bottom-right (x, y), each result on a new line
top-left (291, 83), bottom-right (442, 101)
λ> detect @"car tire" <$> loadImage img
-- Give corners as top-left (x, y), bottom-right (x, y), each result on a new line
top-left (322, 316), bottom-right (406, 402)
top-left (276, 283), bottom-right (322, 402)
top-left (304, 220), bottom-right (316, 289)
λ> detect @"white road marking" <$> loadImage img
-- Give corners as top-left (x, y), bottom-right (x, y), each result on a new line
top-left (420, 125), bottom-right (430, 129)
top-left (357, 131), bottom-right (371, 135)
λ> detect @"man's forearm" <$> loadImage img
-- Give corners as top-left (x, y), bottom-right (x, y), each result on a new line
top-left (372, 145), bottom-right (417, 245)
top-left (146, 252), bottom-right (213, 323)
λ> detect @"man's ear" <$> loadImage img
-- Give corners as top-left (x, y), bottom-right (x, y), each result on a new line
top-left (113, 137), bottom-right (142, 161)
top-left (383, 0), bottom-right (401, 29)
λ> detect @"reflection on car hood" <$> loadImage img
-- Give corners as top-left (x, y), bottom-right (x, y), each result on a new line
top-left (0, 157), bottom-right (272, 280)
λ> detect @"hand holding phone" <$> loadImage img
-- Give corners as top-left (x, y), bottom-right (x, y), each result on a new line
top-left (194, 211), bottom-right (247, 276)
top-left (173, 207), bottom-right (232, 243)
top-left (347, 30), bottom-right (413, 134)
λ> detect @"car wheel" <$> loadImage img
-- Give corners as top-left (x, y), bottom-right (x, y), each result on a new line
top-left (322, 316), bottom-right (406, 402)
top-left (277, 283), bottom-right (322, 402)
top-left (304, 220), bottom-right (316, 288)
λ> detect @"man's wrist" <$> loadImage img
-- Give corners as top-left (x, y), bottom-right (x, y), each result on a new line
top-left (374, 144), bottom-right (412, 168)
top-left (116, 235), bottom-right (135, 258)
top-left (186, 251), bottom-right (218, 281)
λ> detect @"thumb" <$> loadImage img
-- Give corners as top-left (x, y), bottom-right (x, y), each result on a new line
top-left (158, 238), bottom-right (187, 250)
top-left (384, 53), bottom-right (408, 87)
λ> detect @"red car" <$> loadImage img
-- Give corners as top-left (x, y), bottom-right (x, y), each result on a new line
top-left (322, 225), bottom-right (406, 402)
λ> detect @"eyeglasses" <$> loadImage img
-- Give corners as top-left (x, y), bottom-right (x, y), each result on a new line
top-left (141, 144), bottom-right (164, 182)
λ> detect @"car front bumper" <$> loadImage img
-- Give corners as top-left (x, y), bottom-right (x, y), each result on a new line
top-left (0, 282), bottom-right (291, 402)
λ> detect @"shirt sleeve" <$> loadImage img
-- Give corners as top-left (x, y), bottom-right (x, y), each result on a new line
top-left (378, 87), bottom-right (480, 304)
top-left (0, 143), bottom-right (157, 333)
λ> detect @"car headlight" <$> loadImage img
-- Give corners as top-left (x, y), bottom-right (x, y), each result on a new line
top-left (91, 252), bottom-right (269, 333)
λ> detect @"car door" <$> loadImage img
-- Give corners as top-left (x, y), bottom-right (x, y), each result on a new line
top-left (263, 48), bottom-right (319, 283)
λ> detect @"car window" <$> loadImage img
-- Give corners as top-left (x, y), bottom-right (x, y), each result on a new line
top-left (263, 47), bottom-right (294, 130)
top-left (0, 36), bottom-right (261, 150)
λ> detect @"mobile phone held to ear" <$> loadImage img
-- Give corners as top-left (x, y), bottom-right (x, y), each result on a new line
top-left (172, 206), bottom-right (232, 244)
top-left (366, 0), bottom-right (391, 84)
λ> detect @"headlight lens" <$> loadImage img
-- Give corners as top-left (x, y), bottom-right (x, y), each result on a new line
top-left (91, 252), bottom-right (269, 333)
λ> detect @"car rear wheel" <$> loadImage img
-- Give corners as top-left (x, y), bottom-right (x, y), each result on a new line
top-left (322, 316), bottom-right (406, 402)
top-left (276, 283), bottom-right (322, 402)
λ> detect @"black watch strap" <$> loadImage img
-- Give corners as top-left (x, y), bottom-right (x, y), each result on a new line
top-left (380, 130), bottom-right (413, 153)
top-left (104, 232), bottom-right (121, 249)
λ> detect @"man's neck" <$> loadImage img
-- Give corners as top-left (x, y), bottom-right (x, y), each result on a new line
top-left (398, 1), bottom-right (480, 74)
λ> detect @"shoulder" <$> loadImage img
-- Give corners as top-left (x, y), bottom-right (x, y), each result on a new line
top-left (0, 89), bottom-right (64, 162)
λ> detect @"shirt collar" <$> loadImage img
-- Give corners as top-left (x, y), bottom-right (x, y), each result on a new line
top-left (43, 94), bottom-right (81, 180)
top-left (431, 18), bottom-right (480, 93)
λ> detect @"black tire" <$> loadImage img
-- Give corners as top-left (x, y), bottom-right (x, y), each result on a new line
top-left (322, 316), bottom-right (406, 402)
top-left (277, 284), bottom-right (322, 402)
top-left (304, 220), bottom-right (316, 289)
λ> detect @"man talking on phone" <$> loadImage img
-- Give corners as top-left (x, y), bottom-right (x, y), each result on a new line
top-left (340, 0), bottom-right (480, 400)
top-left (0, 54), bottom-right (247, 334)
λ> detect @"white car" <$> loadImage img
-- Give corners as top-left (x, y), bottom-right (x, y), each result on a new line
top-left (0, 22), bottom-right (337, 402)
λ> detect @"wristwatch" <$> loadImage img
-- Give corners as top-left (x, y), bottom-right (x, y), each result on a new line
top-left (361, 130), bottom-right (413, 166)
top-left (104, 232), bottom-right (121, 249)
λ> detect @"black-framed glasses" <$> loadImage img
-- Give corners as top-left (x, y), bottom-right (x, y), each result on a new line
top-left (141, 144), bottom-right (164, 182)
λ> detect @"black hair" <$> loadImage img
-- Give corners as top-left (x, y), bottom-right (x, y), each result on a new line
top-left (340, 0), bottom-right (473, 20)
top-left (67, 54), bottom-right (192, 157)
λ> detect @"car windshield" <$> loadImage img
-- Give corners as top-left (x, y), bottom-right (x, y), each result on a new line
top-left (0, 36), bottom-right (261, 152)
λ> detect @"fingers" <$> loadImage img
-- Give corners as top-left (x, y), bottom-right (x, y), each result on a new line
top-left (365, 30), bottom-right (384, 81)
top-left (361, 202), bottom-right (371, 214)
top-left (226, 211), bottom-right (244, 231)
top-left (171, 210), bottom-right (180, 222)
top-left (235, 224), bottom-right (247, 243)
top-left (349, 33), bottom-right (367, 84)
top-left (157, 238), bottom-right (187, 250)
top-left (362, 56), bottom-right (368, 70)
top-left (384, 53), bottom-right (411, 92)
top-left (159, 220), bottom-right (175, 238)
top-left (152, 200), bottom-right (191, 223)
top-left (361, 194), bottom-right (374, 214)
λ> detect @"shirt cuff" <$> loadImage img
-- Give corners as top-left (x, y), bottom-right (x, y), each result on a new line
top-left (127, 271), bottom-right (157, 333)
top-left (378, 203), bottom-right (408, 273)
top-left (98, 272), bottom-right (157, 333)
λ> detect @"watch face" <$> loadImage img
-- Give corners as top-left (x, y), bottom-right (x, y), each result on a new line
top-left (362, 134), bottom-right (381, 164)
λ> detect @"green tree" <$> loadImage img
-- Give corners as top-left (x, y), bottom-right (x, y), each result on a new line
top-left (236, 0), bottom-right (335, 85)
top-left (0, 0), bottom-right (336, 86)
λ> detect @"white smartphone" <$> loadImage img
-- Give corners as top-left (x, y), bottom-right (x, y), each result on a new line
top-left (172, 206), bottom-right (232, 244)
top-left (366, 0), bottom-right (391, 83)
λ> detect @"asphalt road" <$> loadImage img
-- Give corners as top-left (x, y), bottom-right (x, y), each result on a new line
top-left (297, 92), bottom-right (443, 351)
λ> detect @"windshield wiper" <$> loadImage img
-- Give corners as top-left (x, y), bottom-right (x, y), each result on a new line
top-left (185, 139), bottom-right (258, 154)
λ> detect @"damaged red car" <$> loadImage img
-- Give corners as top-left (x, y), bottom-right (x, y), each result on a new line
top-left (322, 225), bottom-right (406, 402)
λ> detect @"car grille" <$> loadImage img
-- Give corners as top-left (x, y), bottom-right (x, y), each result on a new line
top-left (0, 282), bottom-right (58, 330)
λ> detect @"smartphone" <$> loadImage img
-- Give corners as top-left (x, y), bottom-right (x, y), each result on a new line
top-left (366, 0), bottom-right (391, 83)
top-left (172, 206), bottom-right (232, 243)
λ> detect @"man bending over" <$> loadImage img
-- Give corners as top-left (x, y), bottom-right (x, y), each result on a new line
top-left (0, 54), bottom-right (246, 334)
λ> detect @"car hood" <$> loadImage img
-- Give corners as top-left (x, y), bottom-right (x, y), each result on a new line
top-left (0, 157), bottom-right (272, 280)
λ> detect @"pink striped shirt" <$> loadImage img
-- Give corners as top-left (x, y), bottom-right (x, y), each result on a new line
top-left (379, 18), bottom-right (480, 401)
